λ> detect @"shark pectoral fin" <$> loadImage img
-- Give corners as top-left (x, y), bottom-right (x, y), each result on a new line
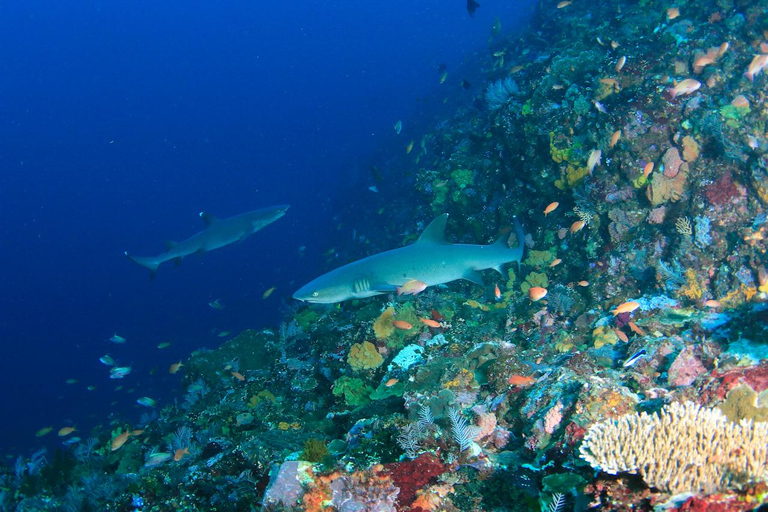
top-left (417, 214), bottom-right (450, 245)
top-left (199, 211), bottom-right (218, 227)
top-left (462, 270), bottom-right (484, 286)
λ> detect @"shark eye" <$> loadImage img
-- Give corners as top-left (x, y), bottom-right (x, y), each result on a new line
top-left (312, 292), bottom-right (319, 297)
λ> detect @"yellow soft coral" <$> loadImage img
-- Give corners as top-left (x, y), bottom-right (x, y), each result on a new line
top-left (592, 326), bottom-right (619, 349)
top-left (555, 164), bottom-right (589, 190)
top-left (373, 307), bottom-right (396, 339)
top-left (347, 341), bottom-right (384, 371)
top-left (679, 269), bottom-right (703, 301)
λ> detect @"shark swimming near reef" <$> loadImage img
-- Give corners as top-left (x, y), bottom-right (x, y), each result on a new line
top-left (293, 214), bottom-right (525, 303)
top-left (125, 205), bottom-right (289, 278)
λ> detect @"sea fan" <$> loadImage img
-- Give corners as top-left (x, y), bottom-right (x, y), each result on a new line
top-left (485, 77), bottom-right (519, 111)
top-left (448, 407), bottom-right (479, 452)
top-left (397, 422), bottom-right (425, 459)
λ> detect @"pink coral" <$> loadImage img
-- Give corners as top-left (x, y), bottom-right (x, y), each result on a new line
top-left (472, 408), bottom-right (497, 441)
top-left (662, 147), bottom-right (684, 178)
top-left (667, 346), bottom-right (706, 387)
top-left (704, 171), bottom-right (740, 206)
top-left (543, 401), bottom-right (564, 434)
top-left (647, 205), bottom-right (667, 224)
top-left (489, 427), bottom-right (511, 449)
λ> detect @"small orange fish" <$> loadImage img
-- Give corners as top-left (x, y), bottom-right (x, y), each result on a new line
top-left (703, 299), bottom-right (721, 308)
top-left (174, 447), bottom-right (190, 462)
top-left (666, 78), bottom-right (701, 99)
top-left (549, 258), bottom-right (562, 268)
top-left (393, 320), bottom-right (413, 330)
top-left (587, 149), bottom-right (601, 175)
top-left (528, 286), bottom-right (548, 301)
top-left (609, 130), bottom-right (621, 148)
top-left (419, 317), bottom-right (441, 328)
top-left (577, 280), bottom-right (589, 287)
top-left (745, 54), bottom-right (768, 82)
top-left (169, 361), bottom-right (183, 374)
top-left (231, 371), bottom-right (245, 381)
top-left (396, 279), bottom-right (427, 296)
top-left (615, 56), bottom-right (626, 72)
top-left (385, 378), bottom-right (399, 387)
top-left (111, 431), bottom-right (132, 451)
top-left (643, 162), bottom-right (654, 178)
top-left (667, 7), bottom-right (680, 20)
top-left (612, 301), bottom-right (640, 316)
top-left (494, 284), bottom-right (502, 299)
top-left (627, 321), bottom-right (645, 336)
top-left (543, 202), bottom-right (559, 216)
top-left (717, 42), bottom-right (729, 58)
top-left (570, 220), bottom-right (586, 233)
top-left (613, 328), bottom-right (629, 343)
top-left (508, 374), bottom-right (536, 386)
top-left (58, 426), bottom-right (76, 437)
top-left (131, 430), bottom-right (145, 436)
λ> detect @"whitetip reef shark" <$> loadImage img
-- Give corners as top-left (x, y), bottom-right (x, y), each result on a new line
top-left (293, 213), bottom-right (525, 303)
top-left (125, 205), bottom-right (289, 278)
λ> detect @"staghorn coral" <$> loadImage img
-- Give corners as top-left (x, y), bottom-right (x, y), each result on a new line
top-left (579, 401), bottom-right (768, 494)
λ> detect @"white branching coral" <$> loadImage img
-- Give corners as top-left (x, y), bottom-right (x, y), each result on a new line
top-left (579, 401), bottom-right (768, 494)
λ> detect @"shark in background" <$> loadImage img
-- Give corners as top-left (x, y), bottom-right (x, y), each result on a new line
top-left (293, 213), bottom-right (525, 303)
top-left (125, 205), bottom-right (289, 278)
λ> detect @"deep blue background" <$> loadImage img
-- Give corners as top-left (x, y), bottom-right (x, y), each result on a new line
top-left (0, 1), bottom-right (533, 458)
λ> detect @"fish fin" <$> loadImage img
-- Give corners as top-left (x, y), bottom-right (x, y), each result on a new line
top-left (493, 232), bottom-right (509, 248)
top-left (125, 252), bottom-right (159, 280)
top-left (491, 265), bottom-right (505, 275)
top-left (164, 240), bottom-right (178, 250)
top-left (417, 214), bottom-right (450, 245)
top-left (199, 211), bottom-right (218, 227)
top-left (462, 270), bottom-right (484, 286)
top-left (173, 257), bottom-right (183, 267)
top-left (372, 283), bottom-right (398, 293)
top-left (512, 216), bottom-right (526, 253)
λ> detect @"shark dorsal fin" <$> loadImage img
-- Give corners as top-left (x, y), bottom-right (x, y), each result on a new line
top-left (417, 214), bottom-right (450, 245)
top-left (199, 211), bottom-right (218, 227)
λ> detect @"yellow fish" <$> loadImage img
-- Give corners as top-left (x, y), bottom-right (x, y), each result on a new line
top-left (439, 71), bottom-right (448, 84)
top-left (262, 286), bottom-right (276, 299)
top-left (406, 140), bottom-right (414, 154)
top-left (36, 427), bottom-right (53, 437)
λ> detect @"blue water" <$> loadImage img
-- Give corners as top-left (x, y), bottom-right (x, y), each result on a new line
top-left (0, 1), bottom-right (533, 458)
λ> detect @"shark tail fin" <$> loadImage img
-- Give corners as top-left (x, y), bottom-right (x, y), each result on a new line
top-left (125, 252), bottom-right (160, 280)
